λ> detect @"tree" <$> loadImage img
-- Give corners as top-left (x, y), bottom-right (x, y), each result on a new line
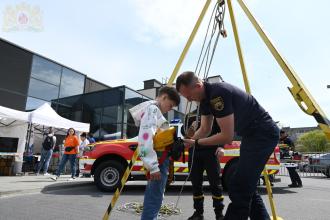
top-left (296, 130), bottom-right (330, 152)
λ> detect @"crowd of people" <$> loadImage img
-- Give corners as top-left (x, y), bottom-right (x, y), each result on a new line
top-left (35, 127), bottom-right (94, 181)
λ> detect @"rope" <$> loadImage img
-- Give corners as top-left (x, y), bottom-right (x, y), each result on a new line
top-left (117, 202), bottom-right (181, 219)
top-left (175, 0), bottom-right (226, 210)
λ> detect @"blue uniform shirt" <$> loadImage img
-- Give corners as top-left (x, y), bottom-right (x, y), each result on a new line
top-left (200, 82), bottom-right (269, 136)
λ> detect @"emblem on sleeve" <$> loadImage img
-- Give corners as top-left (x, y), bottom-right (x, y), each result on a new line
top-left (210, 96), bottom-right (224, 111)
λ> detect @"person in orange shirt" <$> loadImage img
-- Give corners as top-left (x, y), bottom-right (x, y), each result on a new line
top-left (51, 128), bottom-right (79, 181)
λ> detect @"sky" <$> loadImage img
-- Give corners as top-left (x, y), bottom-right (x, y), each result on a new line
top-left (0, 0), bottom-right (329, 128)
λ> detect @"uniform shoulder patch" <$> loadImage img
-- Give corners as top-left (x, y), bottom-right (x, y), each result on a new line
top-left (210, 96), bottom-right (224, 111)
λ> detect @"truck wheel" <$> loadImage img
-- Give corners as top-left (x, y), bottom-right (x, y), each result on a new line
top-left (222, 160), bottom-right (239, 191)
top-left (94, 161), bottom-right (125, 192)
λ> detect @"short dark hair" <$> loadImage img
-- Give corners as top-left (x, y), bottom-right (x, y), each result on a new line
top-left (280, 130), bottom-right (286, 134)
top-left (80, 132), bottom-right (87, 138)
top-left (158, 86), bottom-right (180, 106)
top-left (175, 71), bottom-right (199, 91)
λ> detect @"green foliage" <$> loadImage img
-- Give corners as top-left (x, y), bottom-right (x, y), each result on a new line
top-left (296, 130), bottom-right (330, 152)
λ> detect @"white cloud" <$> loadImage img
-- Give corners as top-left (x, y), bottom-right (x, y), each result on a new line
top-left (131, 0), bottom-right (207, 48)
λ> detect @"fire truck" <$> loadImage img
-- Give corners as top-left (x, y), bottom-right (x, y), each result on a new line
top-left (80, 122), bottom-right (281, 192)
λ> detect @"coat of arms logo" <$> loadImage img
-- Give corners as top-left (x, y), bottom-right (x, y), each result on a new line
top-left (2, 2), bottom-right (43, 32)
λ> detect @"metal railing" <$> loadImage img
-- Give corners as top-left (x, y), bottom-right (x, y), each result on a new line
top-left (278, 152), bottom-right (330, 178)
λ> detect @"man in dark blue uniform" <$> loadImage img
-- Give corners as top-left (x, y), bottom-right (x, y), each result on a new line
top-left (280, 130), bottom-right (302, 187)
top-left (183, 111), bottom-right (225, 220)
top-left (176, 71), bottom-right (279, 220)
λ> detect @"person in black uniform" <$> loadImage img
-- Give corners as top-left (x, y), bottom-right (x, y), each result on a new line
top-left (280, 130), bottom-right (302, 188)
top-left (183, 110), bottom-right (225, 220)
top-left (176, 71), bottom-right (279, 220)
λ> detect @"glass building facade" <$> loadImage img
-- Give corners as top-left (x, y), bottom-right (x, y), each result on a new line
top-left (1, 38), bottom-right (184, 141)
top-left (26, 55), bottom-right (85, 110)
top-left (53, 86), bottom-right (150, 140)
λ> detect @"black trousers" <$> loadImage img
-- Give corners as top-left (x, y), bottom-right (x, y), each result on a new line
top-left (224, 119), bottom-right (280, 220)
top-left (287, 167), bottom-right (302, 185)
top-left (188, 147), bottom-right (224, 214)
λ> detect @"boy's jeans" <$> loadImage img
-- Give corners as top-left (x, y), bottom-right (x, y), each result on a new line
top-left (141, 158), bottom-right (169, 220)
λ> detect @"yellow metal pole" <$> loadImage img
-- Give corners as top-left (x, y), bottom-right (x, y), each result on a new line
top-left (228, 1), bottom-right (282, 219)
top-left (262, 170), bottom-right (281, 220)
top-left (167, 0), bottom-right (212, 86)
top-left (227, 0), bottom-right (251, 94)
top-left (236, 0), bottom-right (330, 140)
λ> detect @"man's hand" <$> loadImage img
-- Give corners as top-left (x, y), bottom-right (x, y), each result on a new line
top-left (185, 121), bottom-right (197, 138)
top-left (215, 147), bottom-right (224, 158)
top-left (150, 171), bottom-right (161, 181)
top-left (183, 138), bottom-right (195, 148)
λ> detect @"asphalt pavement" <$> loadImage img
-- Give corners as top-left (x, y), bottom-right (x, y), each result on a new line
top-left (0, 175), bottom-right (329, 220)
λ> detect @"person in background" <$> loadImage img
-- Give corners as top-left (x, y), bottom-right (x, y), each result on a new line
top-left (87, 133), bottom-right (96, 143)
top-left (36, 127), bottom-right (56, 176)
top-left (183, 111), bottom-right (225, 220)
top-left (75, 132), bottom-right (90, 177)
top-left (51, 128), bottom-right (79, 181)
top-left (280, 130), bottom-right (303, 188)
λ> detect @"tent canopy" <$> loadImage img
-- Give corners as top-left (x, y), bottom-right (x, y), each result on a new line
top-left (0, 105), bottom-right (29, 125)
top-left (0, 103), bottom-right (89, 132)
top-left (30, 103), bottom-right (90, 132)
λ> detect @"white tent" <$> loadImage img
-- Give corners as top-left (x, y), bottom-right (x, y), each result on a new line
top-left (0, 105), bottom-right (30, 157)
top-left (30, 103), bottom-right (90, 132)
top-left (0, 105), bottom-right (30, 174)
top-left (0, 105), bottom-right (30, 123)
top-left (0, 103), bottom-right (90, 174)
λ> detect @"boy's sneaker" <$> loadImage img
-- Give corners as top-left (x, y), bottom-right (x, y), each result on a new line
top-left (50, 176), bottom-right (58, 181)
top-left (68, 177), bottom-right (76, 181)
top-left (43, 173), bottom-right (50, 176)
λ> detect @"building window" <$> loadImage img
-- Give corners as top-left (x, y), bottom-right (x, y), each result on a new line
top-left (125, 88), bottom-right (143, 106)
top-left (59, 68), bottom-right (85, 98)
top-left (28, 78), bottom-right (59, 101)
top-left (31, 55), bottom-right (62, 86)
top-left (26, 96), bottom-right (49, 110)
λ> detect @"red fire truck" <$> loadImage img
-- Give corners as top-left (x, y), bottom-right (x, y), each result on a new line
top-left (80, 123), bottom-right (281, 192)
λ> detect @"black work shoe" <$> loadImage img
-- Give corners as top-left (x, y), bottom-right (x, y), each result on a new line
top-left (216, 213), bottom-right (224, 220)
top-left (188, 212), bottom-right (204, 220)
top-left (288, 184), bottom-right (302, 188)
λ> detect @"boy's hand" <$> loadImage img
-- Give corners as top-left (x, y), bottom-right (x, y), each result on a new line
top-left (150, 171), bottom-right (161, 181)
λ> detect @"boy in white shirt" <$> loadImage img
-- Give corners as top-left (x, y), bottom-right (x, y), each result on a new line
top-left (129, 86), bottom-right (180, 220)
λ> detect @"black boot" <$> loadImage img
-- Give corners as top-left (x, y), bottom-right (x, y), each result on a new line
top-left (188, 211), bottom-right (204, 220)
top-left (215, 208), bottom-right (224, 220)
top-left (189, 195), bottom-right (204, 220)
top-left (213, 195), bottom-right (224, 220)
